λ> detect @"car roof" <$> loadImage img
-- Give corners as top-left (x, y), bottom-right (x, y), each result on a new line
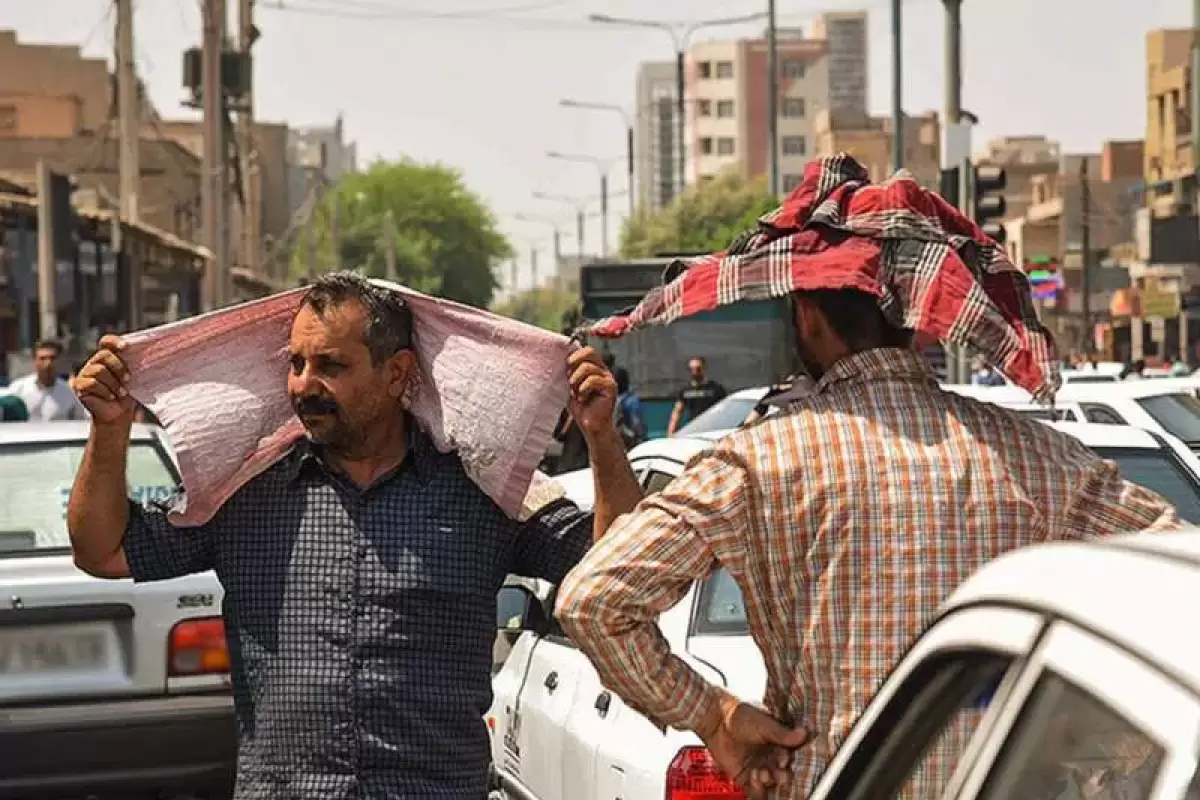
top-left (0, 421), bottom-right (160, 444)
top-left (1040, 421), bottom-right (1161, 449)
top-left (627, 432), bottom-right (725, 463)
top-left (944, 529), bottom-right (1200, 693)
top-left (729, 387), bottom-right (768, 401)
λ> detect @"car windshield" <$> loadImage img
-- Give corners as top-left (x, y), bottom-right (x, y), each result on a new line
top-left (1093, 446), bottom-right (1200, 523)
top-left (0, 439), bottom-right (178, 556)
top-left (1136, 393), bottom-right (1200, 444)
top-left (677, 395), bottom-right (760, 436)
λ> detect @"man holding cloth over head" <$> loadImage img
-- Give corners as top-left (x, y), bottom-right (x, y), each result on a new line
top-left (68, 272), bottom-right (643, 800)
top-left (556, 155), bottom-right (1179, 799)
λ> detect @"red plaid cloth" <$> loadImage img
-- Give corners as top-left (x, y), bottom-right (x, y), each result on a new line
top-left (584, 153), bottom-right (1060, 399)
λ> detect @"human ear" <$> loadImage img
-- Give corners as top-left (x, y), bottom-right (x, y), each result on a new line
top-left (385, 350), bottom-right (416, 398)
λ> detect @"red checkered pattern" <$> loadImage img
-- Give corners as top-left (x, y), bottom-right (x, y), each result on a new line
top-left (584, 154), bottom-right (1060, 399)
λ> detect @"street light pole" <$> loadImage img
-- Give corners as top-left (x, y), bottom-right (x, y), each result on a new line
top-left (892, 0), bottom-right (904, 171)
top-left (546, 152), bottom-right (619, 258)
top-left (559, 99), bottom-right (636, 218)
top-left (766, 0), bottom-right (779, 197)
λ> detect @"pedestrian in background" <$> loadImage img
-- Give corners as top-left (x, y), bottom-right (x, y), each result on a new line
top-left (68, 272), bottom-right (643, 800)
top-left (666, 356), bottom-right (727, 435)
top-left (613, 367), bottom-right (647, 449)
top-left (3, 340), bottom-right (86, 421)
top-left (555, 155), bottom-right (1177, 800)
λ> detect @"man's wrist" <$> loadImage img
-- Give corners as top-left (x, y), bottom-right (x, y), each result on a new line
top-left (583, 423), bottom-right (623, 452)
top-left (694, 688), bottom-right (739, 741)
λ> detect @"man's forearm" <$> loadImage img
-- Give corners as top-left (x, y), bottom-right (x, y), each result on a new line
top-left (68, 422), bottom-right (132, 574)
top-left (585, 427), bottom-right (642, 539)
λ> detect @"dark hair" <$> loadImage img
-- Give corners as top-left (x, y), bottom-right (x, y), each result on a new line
top-left (300, 271), bottom-right (413, 365)
top-left (793, 289), bottom-right (913, 351)
top-left (614, 367), bottom-right (631, 394)
top-left (34, 339), bottom-right (63, 357)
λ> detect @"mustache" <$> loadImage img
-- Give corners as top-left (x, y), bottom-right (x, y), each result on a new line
top-left (294, 394), bottom-right (339, 416)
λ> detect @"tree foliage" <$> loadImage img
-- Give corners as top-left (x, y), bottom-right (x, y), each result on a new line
top-left (491, 288), bottom-right (580, 334)
top-left (291, 160), bottom-right (512, 308)
top-left (619, 168), bottom-right (779, 258)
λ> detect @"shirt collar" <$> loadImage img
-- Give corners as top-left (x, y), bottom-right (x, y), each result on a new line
top-left (814, 347), bottom-right (937, 394)
top-left (283, 414), bottom-right (437, 486)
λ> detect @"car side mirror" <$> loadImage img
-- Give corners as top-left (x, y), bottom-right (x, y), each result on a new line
top-left (496, 585), bottom-right (548, 633)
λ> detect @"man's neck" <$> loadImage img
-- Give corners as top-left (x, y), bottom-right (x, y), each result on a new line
top-left (35, 374), bottom-right (56, 389)
top-left (328, 421), bottom-right (410, 489)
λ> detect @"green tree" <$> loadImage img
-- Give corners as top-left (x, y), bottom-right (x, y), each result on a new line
top-left (491, 288), bottom-right (580, 333)
top-left (619, 167), bottom-right (778, 258)
top-left (291, 160), bottom-right (512, 308)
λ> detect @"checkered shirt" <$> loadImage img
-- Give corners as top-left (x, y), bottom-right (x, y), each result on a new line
top-left (125, 425), bottom-right (593, 800)
top-left (555, 348), bottom-right (1177, 799)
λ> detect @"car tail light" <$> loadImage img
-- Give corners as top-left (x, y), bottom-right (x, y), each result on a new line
top-left (169, 617), bottom-right (230, 676)
top-left (666, 746), bottom-right (745, 799)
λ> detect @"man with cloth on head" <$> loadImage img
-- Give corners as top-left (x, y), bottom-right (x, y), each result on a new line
top-left (555, 154), bottom-right (1180, 799)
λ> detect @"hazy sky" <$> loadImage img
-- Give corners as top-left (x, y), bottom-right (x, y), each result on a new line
top-left (8, 0), bottom-right (1194, 289)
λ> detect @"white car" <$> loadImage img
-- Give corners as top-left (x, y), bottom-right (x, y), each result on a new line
top-left (487, 422), bottom-right (1200, 800)
top-left (0, 422), bottom-right (235, 798)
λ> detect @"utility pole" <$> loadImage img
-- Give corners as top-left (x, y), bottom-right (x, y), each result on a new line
top-left (201, 0), bottom-right (228, 310)
top-left (943, 0), bottom-right (966, 382)
top-left (575, 209), bottom-right (585, 259)
top-left (1080, 155), bottom-right (1092, 355)
top-left (238, 0), bottom-right (259, 274)
top-left (36, 161), bottom-right (57, 341)
top-left (891, 0), bottom-right (904, 171)
top-left (383, 210), bottom-right (397, 281)
top-left (531, 247), bottom-right (539, 290)
top-left (1194, 0), bottom-right (1200, 177)
top-left (675, 49), bottom-right (686, 196)
top-left (552, 228), bottom-right (562, 274)
top-left (330, 188), bottom-right (342, 271)
top-left (115, 0), bottom-right (138, 224)
top-left (599, 173), bottom-right (609, 258)
top-left (766, 0), bottom-right (779, 197)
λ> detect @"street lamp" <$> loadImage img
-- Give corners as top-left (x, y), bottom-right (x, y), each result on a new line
top-left (588, 11), bottom-right (768, 199)
top-left (560, 99), bottom-right (635, 218)
top-left (545, 152), bottom-right (621, 258)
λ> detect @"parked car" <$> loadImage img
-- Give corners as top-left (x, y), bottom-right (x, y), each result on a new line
top-left (487, 422), bottom-right (1200, 800)
top-left (0, 422), bottom-right (235, 799)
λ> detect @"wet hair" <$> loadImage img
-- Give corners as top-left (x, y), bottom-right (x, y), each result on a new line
top-left (614, 367), bottom-right (631, 394)
top-left (300, 271), bottom-right (413, 365)
top-left (793, 289), bottom-right (913, 351)
top-left (34, 339), bottom-right (63, 357)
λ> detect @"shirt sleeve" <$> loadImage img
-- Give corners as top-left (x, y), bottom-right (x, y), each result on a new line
top-left (508, 498), bottom-right (594, 584)
top-left (1063, 458), bottom-right (1179, 539)
top-left (123, 499), bottom-right (218, 582)
top-left (555, 443), bottom-right (751, 732)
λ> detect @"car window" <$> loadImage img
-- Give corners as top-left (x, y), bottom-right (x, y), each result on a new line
top-left (1092, 446), bottom-right (1200, 523)
top-left (1081, 403), bottom-right (1125, 425)
top-left (643, 469), bottom-right (678, 495)
top-left (825, 651), bottom-right (1014, 800)
top-left (976, 673), bottom-right (1163, 800)
top-left (692, 567), bottom-right (749, 634)
top-left (677, 396), bottom-right (759, 435)
top-left (0, 440), bottom-right (178, 555)
top-left (1137, 393), bottom-right (1200, 444)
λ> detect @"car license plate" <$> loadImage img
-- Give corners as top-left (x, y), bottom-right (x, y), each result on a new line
top-left (0, 627), bottom-right (109, 675)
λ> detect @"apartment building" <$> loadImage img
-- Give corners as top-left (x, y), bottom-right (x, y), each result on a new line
top-left (978, 135), bottom-right (1062, 221)
top-left (1145, 28), bottom-right (1196, 185)
top-left (810, 11), bottom-right (869, 114)
top-left (633, 61), bottom-right (680, 214)
top-left (685, 30), bottom-right (829, 186)
top-left (813, 108), bottom-right (941, 189)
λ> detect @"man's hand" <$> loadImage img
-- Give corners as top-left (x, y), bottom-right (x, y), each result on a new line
top-left (566, 347), bottom-right (617, 441)
top-left (74, 335), bottom-right (136, 426)
top-left (697, 694), bottom-right (810, 799)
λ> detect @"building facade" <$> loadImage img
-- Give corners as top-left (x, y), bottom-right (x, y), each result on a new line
top-left (287, 115), bottom-right (358, 219)
top-left (633, 61), bottom-right (679, 214)
top-left (809, 11), bottom-right (869, 114)
top-left (813, 108), bottom-right (941, 189)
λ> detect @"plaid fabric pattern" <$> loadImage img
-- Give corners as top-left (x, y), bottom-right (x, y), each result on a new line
top-left (583, 154), bottom-right (1060, 400)
top-left (124, 424), bottom-right (593, 800)
top-left (556, 348), bottom-right (1177, 799)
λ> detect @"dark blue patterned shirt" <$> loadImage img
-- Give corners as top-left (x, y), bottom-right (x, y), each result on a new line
top-left (123, 425), bottom-right (593, 800)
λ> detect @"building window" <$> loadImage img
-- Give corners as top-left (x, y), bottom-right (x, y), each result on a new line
top-left (783, 173), bottom-right (803, 191)
top-left (716, 61), bottom-right (734, 79)
top-left (782, 59), bottom-right (806, 79)
top-left (781, 98), bottom-right (806, 118)
top-left (717, 100), bottom-right (735, 118)
top-left (697, 61), bottom-right (712, 79)
top-left (717, 137), bottom-right (735, 156)
top-left (697, 99), bottom-right (712, 116)
top-left (0, 105), bottom-right (16, 134)
top-left (699, 137), bottom-right (714, 155)
top-left (782, 135), bottom-right (807, 156)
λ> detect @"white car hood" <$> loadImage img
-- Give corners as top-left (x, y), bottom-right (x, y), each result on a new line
top-left (687, 635), bottom-right (768, 702)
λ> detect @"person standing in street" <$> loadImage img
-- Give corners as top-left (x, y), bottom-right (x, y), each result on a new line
top-left (68, 272), bottom-right (643, 800)
top-left (4, 340), bottom-right (86, 421)
top-left (555, 155), bottom-right (1179, 800)
top-left (613, 367), bottom-right (647, 449)
top-left (666, 356), bottom-right (727, 435)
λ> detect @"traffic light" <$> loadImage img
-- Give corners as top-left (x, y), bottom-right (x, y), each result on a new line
top-left (938, 167), bottom-right (960, 209)
top-left (973, 163), bottom-right (1007, 246)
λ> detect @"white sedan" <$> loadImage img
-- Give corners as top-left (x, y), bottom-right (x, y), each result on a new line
top-left (487, 421), bottom-right (1200, 800)
top-left (0, 422), bottom-right (235, 798)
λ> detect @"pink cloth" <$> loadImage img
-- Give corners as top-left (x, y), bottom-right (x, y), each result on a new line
top-left (122, 280), bottom-right (573, 527)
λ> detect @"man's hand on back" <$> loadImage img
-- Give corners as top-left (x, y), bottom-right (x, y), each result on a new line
top-left (74, 335), bottom-right (136, 426)
top-left (696, 693), bottom-right (810, 799)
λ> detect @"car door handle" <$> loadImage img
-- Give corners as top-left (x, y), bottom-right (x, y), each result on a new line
top-left (544, 671), bottom-right (559, 692)
top-left (594, 691), bottom-right (612, 717)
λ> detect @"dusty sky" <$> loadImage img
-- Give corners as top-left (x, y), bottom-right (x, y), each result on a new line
top-left (9, 0), bottom-right (1193, 289)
